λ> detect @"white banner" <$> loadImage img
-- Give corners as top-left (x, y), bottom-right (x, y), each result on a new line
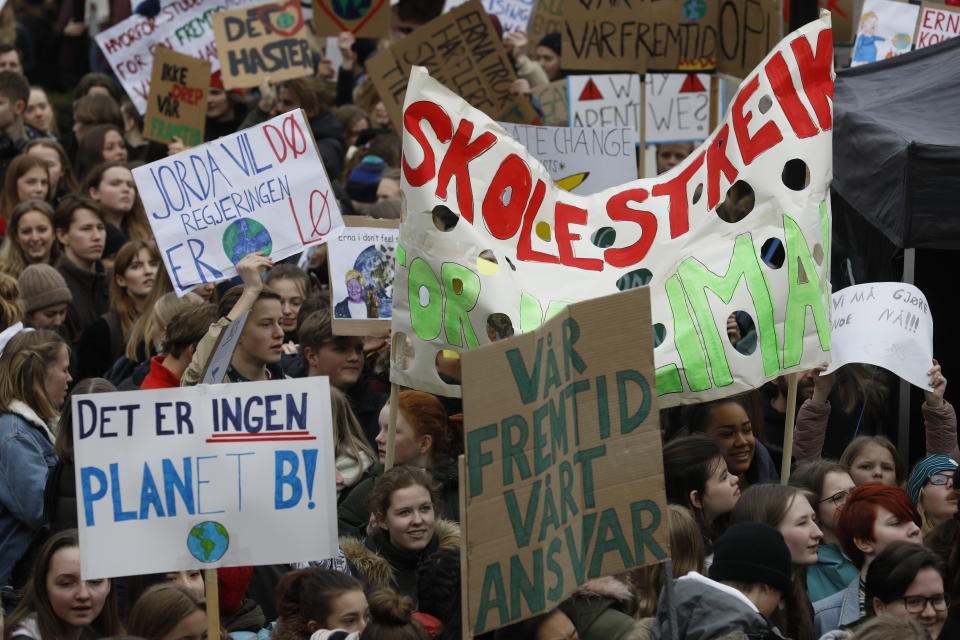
top-left (644, 73), bottom-right (711, 145)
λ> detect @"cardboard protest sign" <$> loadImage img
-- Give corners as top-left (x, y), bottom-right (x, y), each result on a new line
top-left (914, 1), bottom-right (960, 49)
top-left (825, 283), bottom-right (933, 390)
top-left (568, 74), bottom-right (641, 145)
top-left (96, 0), bottom-right (261, 113)
top-left (74, 379), bottom-right (337, 579)
top-left (851, 0), bottom-right (921, 66)
top-left (201, 312), bottom-right (249, 384)
top-left (212, 1), bottom-right (314, 89)
top-left (527, 0), bottom-right (563, 47)
top-left (820, 0), bottom-right (857, 44)
top-left (445, 0), bottom-right (534, 32)
top-left (328, 216), bottom-right (399, 337)
top-left (460, 287), bottom-right (668, 635)
top-left (531, 80), bottom-right (567, 126)
top-left (366, 0), bottom-right (539, 130)
top-left (312, 0), bottom-right (391, 37)
top-left (714, 0), bottom-right (782, 79)
top-left (498, 122), bottom-right (637, 195)
top-left (143, 47), bottom-right (210, 147)
top-left (133, 109), bottom-right (344, 296)
top-left (391, 12), bottom-right (834, 405)
top-left (644, 73), bottom-right (711, 145)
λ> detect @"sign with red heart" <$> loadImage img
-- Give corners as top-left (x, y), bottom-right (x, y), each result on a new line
top-left (312, 0), bottom-right (390, 38)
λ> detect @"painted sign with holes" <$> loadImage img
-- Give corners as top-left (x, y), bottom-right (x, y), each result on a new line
top-left (391, 14), bottom-right (834, 406)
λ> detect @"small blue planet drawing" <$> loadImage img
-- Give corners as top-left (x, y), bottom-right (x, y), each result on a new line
top-left (222, 218), bottom-right (272, 265)
top-left (187, 521), bottom-right (230, 563)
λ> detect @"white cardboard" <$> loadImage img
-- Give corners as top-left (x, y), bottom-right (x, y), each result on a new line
top-left (568, 73), bottom-right (642, 145)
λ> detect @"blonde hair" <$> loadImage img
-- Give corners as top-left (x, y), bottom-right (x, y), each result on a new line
top-left (0, 272), bottom-right (24, 329)
top-left (629, 504), bottom-right (704, 617)
top-left (860, 11), bottom-right (878, 28)
top-left (330, 387), bottom-right (375, 464)
top-left (0, 329), bottom-right (67, 420)
top-left (125, 291), bottom-right (203, 360)
top-left (344, 269), bottom-right (365, 287)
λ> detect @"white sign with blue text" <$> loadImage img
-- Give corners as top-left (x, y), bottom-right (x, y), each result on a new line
top-left (73, 378), bottom-right (337, 579)
top-left (133, 109), bottom-right (344, 296)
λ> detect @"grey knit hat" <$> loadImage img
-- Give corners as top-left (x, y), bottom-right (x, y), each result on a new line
top-left (18, 264), bottom-right (72, 313)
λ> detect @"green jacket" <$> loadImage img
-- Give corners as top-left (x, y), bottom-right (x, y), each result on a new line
top-left (565, 577), bottom-right (637, 640)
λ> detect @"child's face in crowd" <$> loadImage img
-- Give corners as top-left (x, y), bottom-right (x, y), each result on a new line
top-left (239, 298), bottom-right (284, 365)
top-left (116, 248), bottom-right (159, 299)
top-left (90, 166), bottom-right (135, 213)
top-left (26, 88), bottom-right (54, 132)
top-left (874, 567), bottom-right (947, 639)
top-left (322, 589), bottom-right (369, 633)
top-left (46, 546), bottom-right (110, 629)
top-left (16, 209), bottom-right (54, 262)
top-left (270, 277), bottom-right (304, 334)
top-left (921, 472), bottom-right (958, 523)
top-left (378, 484), bottom-right (435, 552)
top-left (17, 166), bottom-right (48, 202)
top-left (699, 456), bottom-right (741, 524)
top-left (44, 344), bottom-right (72, 410)
top-left (27, 145), bottom-right (63, 190)
top-left (29, 303), bottom-right (68, 330)
top-left (101, 130), bottom-right (128, 164)
top-left (818, 470), bottom-right (855, 532)
top-left (778, 493), bottom-right (823, 565)
top-left (703, 402), bottom-right (755, 475)
top-left (0, 95), bottom-right (24, 129)
top-left (307, 337), bottom-right (363, 389)
top-left (57, 208), bottom-right (105, 266)
top-left (849, 443), bottom-right (897, 486)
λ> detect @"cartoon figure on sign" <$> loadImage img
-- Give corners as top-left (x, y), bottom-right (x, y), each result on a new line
top-left (187, 521), bottom-right (229, 563)
top-left (853, 12), bottom-right (885, 63)
top-left (333, 0), bottom-right (373, 20)
top-left (335, 269), bottom-right (376, 318)
top-left (222, 218), bottom-right (273, 264)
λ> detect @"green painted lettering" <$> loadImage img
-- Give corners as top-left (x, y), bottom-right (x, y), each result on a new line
top-left (783, 214), bottom-right (831, 366)
top-left (630, 499), bottom-right (667, 563)
top-left (506, 339), bottom-right (543, 404)
top-left (616, 369), bottom-right (651, 434)
top-left (502, 415), bottom-right (531, 485)
top-left (440, 262), bottom-right (481, 348)
top-left (504, 480), bottom-right (541, 547)
top-left (589, 508), bottom-right (634, 577)
top-left (466, 423), bottom-right (497, 497)
top-left (475, 562), bottom-right (508, 633)
top-left (408, 258), bottom-right (442, 340)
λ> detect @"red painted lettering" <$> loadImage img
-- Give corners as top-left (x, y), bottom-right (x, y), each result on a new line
top-left (706, 126), bottom-right (738, 210)
top-left (481, 154), bottom-right (532, 239)
top-left (555, 203), bottom-right (603, 271)
top-left (516, 180), bottom-right (559, 264)
top-left (791, 29), bottom-right (833, 132)
top-left (401, 101), bottom-right (452, 188)
top-left (765, 52), bottom-right (818, 138)
top-left (603, 188), bottom-right (657, 267)
top-left (651, 152), bottom-right (704, 239)
top-left (437, 118), bottom-right (497, 225)
top-left (732, 75), bottom-right (783, 165)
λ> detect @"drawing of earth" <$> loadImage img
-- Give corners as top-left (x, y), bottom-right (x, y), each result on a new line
top-left (187, 521), bottom-right (230, 563)
top-left (682, 0), bottom-right (707, 20)
top-left (333, 0), bottom-right (373, 20)
top-left (222, 218), bottom-right (272, 264)
top-left (353, 243), bottom-right (394, 318)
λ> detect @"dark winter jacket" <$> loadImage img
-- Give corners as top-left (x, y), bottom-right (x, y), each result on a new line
top-left (58, 256), bottom-right (110, 346)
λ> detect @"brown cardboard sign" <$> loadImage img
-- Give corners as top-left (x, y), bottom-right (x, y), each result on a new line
top-left (527, 0), bottom-right (564, 49)
top-left (313, 0), bottom-right (391, 38)
top-left (142, 47), bottom-right (210, 147)
top-left (531, 79), bottom-right (568, 126)
top-left (212, 0), bottom-right (315, 90)
top-left (820, 0), bottom-right (857, 44)
top-left (366, 0), bottom-right (540, 130)
top-left (715, 0), bottom-right (782, 79)
top-left (460, 287), bottom-right (669, 636)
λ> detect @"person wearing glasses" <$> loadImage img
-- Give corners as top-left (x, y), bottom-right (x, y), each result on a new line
top-left (862, 542), bottom-right (949, 639)
top-left (791, 460), bottom-right (858, 602)
top-left (907, 454), bottom-right (959, 536)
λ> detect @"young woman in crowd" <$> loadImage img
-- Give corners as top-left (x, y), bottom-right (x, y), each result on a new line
top-left (330, 387), bottom-right (375, 500)
top-left (205, 73), bottom-right (249, 142)
top-left (124, 291), bottom-right (205, 367)
top-left (272, 568), bottom-right (369, 640)
top-left (813, 483), bottom-right (923, 635)
top-left (71, 93), bottom-right (123, 148)
top-left (338, 391), bottom-right (460, 538)
top-left (17, 264), bottom-right (72, 332)
top-left (264, 263), bottom-right (310, 348)
top-left (789, 459), bottom-right (859, 603)
top-left (123, 571), bottom-right (206, 621)
top-left (75, 239), bottom-right (160, 378)
top-left (75, 124), bottom-right (128, 181)
top-left (534, 33), bottom-right (564, 81)
top-left (359, 589), bottom-right (428, 640)
top-left (0, 330), bottom-right (71, 589)
top-left (0, 200), bottom-right (58, 277)
top-left (342, 466), bottom-right (459, 602)
top-left (3, 529), bottom-right (122, 640)
top-left (906, 454), bottom-right (958, 535)
top-left (25, 140), bottom-right (79, 206)
top-left (1, 155), bottom-right (49, 222)
top-left (82, 161), bottom-right (151, 244)
top-left (53, 196), bottom-right (109, 345)
top-left (334, 104), bottom-right (371, 151)
top-left (730, 483), bottom-right (822, 640)
top-left (127, 584), bottom-right (207, 640)
top-left (25, 87), bottom-right (57, 139)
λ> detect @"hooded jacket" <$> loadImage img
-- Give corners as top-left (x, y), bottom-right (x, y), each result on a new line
top-left (565, 577), bottom-right (638, 640)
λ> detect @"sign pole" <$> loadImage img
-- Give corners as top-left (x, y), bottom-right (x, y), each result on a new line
top-left (780, 373), bottom-right (799, 484)
top-left (205, 568), bottom-right (219, 640)
top-left (385, 383), bottom-right (399, 470)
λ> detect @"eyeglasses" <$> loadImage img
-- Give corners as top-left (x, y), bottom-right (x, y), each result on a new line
top-left (899, 594), bottom-right (949, 614)
top-left (820, 490), bottom-right (849, 506)
top-left (927, 473), bottom-right (954, 486)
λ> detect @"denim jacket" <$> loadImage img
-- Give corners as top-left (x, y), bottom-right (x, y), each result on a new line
top-left (0, 401), bottom-right (58, 586)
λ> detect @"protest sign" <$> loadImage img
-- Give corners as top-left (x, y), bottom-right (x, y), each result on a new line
top-left (446, 0), bottom-right (534, 32)
top-left (498, 122), bottom-right (637, 194)
top-left (133, 109), bottom-right (344, 296)
top-left (328, 216), bottom-right (399, 337)
top-left (96, 0), bottom-right (260, 113)
top-left (312, 0), bottom-right (391, 37)
top-left (365, 0), bottom-right (540, 130)
top-left (460, 287), bottom-right (668, 634)
top-left (820, 0), bottom-right (857, 44)
top-left (914, 1), bottom-right (960, 49)
top-left (531, 80), bottom-right (567, 126)
top-left (74, 378), bottom-right (337, 579)
top-left (851, 0), bottom-right (921, 66)
top-left (201, 312), bottom-right (249, 384)
top-left (568, 74), bottom-right (641, 145)
top-left (527, 0), bottom-right (563, 47)
top-left (212, 1), bottom-right (314, 89)
top-left (644, 73), bottom-right (711, 145)
top-left (391, 11), bottom-right (834, 405)
top-left (825, 283), bottom-right (933, 390)
top-left (143, 47), bottom-right (210, 147)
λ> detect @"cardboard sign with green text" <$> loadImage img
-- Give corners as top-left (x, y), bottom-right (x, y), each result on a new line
top-left (143, 47), bottom-right (210, 147)
top-left (460, 287), bottom-right (669, 635)
top-left (212, 1), bottom-right (315, 89)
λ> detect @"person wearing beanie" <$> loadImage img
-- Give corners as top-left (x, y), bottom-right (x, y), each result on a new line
top-left (651, 522), bottom-right (790, 639)
top-left (535, 32), bottom-right (563, 81)
top-left (18, 263), bottom-right (72, 331)
top-left (907, 454), bottom-right (958, 535)
top-left (346, 154), bottom-right (388, 206)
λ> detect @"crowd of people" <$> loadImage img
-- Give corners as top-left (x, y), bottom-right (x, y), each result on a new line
top-left (0, 1), bottom-right (955, 639)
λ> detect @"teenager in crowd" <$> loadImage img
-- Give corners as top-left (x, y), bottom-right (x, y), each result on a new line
top-left (330, 388), bottom-right (376, 500)
top-left (630, 505), bottom-right (705, 618)
top-left (655, 142), bottom-right (696, 175)
top-left (1, 156), bottom-right (49, 223)
top-left (25, 140), bottom-right (79, 206)
top-left (334, 104), bottom-right (370, 151)
top-left (70, 93), bottom-right (122, 147)
top-left (0, 330), bottom-right (70, 588)
top-left (813, 483), bottom-right (923, 635)
top-left (16, 264), bottom-right (70, 335)
top-left (123, 291), bottom-right (203, 371)
top-left (74, 73), bottom-right (124, 104)
top-left (730, 484), bottom-right (822, 640)
top-left (264, 263), bottom-right (310, 349)
top-left (123, 572), bottom-right (206, 623)
top-left (127, 584), bottom-right (207, 640)
top-left (534, 33), bottom-right (563, 81)
top-left (205, 72), bottom-right (249, 142)
top-left (53, 196), bottom-right (108, 344)
top-left (494, 606), bottom-right (579, 640)
top-left (359, 589), bottom-right (428, 640)
top-left (24, 88), bottom-right (57, 139)
top-left (75, 239), bottom-right (160, 378)
top-left (789, 460), bottom-right (859, 602)
top-left (862, 542), bottom-right (948, 639)
top-left (140, 303), bottom-right (216, 390)
top-left (0, 200), bottom-right (57, 277)
top-left (906, 454), bottom-right (958, 535)
top-left (74, 124), bottom-right (127, 181)
top-left (273, 568), bottom-right (369, 640)
top-left (82, 161), bottom-right (151, 245)
top-left (341, 466), bottom-right (459, 602)
top-left (338, 391), bottom-right (460, 538)
top-left (0, 272), bottom-right (22, 340)
top-left (4, 529), bottom-right (122, 640)
top-left (0, 71), bottom-right (35, 198)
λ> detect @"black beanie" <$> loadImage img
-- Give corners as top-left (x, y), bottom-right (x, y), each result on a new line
top-left (538, 32), bottom-right (561, 56)
top-left (709, 522), bottom-right (793, 595)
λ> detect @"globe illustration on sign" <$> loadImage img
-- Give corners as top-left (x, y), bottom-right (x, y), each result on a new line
top-left (353, 243), bottom-right (394, 318)
top-left (187, 521), bottom-right (229, 563)
top-left (682, 0), bottom-right (707, 20)
top-left (332, 0), bottom-right (373, 20)
top-left (222, 218), bottom-right (272, 265)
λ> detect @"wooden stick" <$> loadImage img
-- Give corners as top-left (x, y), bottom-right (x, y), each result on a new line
top-left (205, 568), bottom-right (219, 640)
top-left (780, 373), bottom-right (799, 484)
top-left (385, 383), bottom-right (399, 470)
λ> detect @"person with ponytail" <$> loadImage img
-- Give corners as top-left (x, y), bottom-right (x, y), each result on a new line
top-left (127, 583), bottom-right (207, 640)
top-left (358, 589), bottom-right (429, 640)
top-left (0, 329), bottom-right (71, 588)
top-left (338, 391), bottom-right (461, 539)
top-left (274, 568), bottom-right (369, 640)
